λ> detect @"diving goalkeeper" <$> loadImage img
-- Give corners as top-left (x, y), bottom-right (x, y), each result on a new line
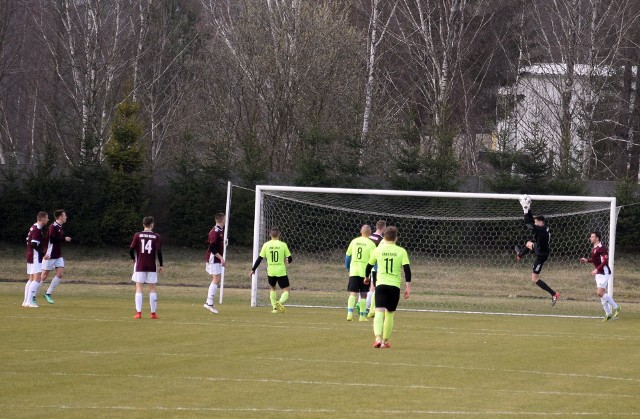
top-left (515, 195), bottom-right (560, 306)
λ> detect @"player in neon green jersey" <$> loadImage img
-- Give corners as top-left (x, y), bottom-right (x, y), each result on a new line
top-left (250, 227), bottom-right (292, 313)
top-left (365, 226), bottom-right (411, 348)
top-left (345, 225), bottom-right (377, 321)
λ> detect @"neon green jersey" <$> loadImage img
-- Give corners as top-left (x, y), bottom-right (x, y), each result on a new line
top-left (259, 239), bottom-right (291, 277)
top-left (346, 236), bottom-right (376, 277)
top-left (368, 242), bottom-right (410, 288)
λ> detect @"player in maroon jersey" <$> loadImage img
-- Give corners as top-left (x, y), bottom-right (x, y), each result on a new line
top-left (129, 216), bottom-right (164, 319)
top-left (203, 213), bottom-right (226, 314)
top-left (580, 231), bottom-right (621, 321)
top-left (41, 209), bottom-right (72, 304)
top-left (23, 211), bottom-right (49, 308)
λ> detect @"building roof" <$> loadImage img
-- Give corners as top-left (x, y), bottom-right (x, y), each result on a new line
top-left (520, 63), bottom-right (619, 77)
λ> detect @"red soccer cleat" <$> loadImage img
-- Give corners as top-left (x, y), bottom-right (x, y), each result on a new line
top-left (373, 338), bottom-right (382, 348)
top-left (133, 312), bottom-right (142, 319)
top-left (380, 340), bottom-right (391, 349)
top-left (150, 313), bottom-right (158, 319)
top-left (551, 293), bottom-right (560, 306)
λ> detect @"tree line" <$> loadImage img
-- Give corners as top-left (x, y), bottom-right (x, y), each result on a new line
top-left (1, 0), bottom-right (640, 249)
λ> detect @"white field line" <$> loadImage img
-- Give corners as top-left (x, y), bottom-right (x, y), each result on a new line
top-left (5, 313), bottom-right (640, 341)
top-left (1, 370), bottom-right (639, 399)
top-left (279, 304), bottom-right (605, 319)
top-left (0, 403), bottom-right (637, 416)
top-left (11, 349), bottom-right (640, 386)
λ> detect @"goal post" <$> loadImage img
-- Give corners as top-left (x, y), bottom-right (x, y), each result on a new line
top-left (251, 185), bottom-right (617, 316)
top-left (219, 180), bottom-right (232, 304)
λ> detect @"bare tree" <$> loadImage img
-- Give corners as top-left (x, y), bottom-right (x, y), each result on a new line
top-left (359, 0), bottom-right (398, 155)
top-left (31, 0), bottom-right (135, 165)
top-left (520, 0), bottom-right (637, 179)
top-left (0, 0), bottom-right (28, 164)
top-left (133, 1), bottom-right (204, 168)
top-left (200, 0), bottom-right (361, 174)
top-left (393, 0), bottom-right (493, 167)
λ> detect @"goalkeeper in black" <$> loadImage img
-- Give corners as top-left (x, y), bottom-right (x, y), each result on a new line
top-left (515, 195), bottom-right (560, 306)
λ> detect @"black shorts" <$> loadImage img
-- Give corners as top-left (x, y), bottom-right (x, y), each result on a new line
top-left (532, 254), bottom-right (548, 274)
top-left (374, 284), bottom-right (401, 312)
top-left (268, 275), bottom-right (290, 289)
top-left (347, 276), bottom-right (368, 293)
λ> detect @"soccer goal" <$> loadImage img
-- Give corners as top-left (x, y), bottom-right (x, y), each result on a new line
top-left (251, 186), bottom-right (617, 317)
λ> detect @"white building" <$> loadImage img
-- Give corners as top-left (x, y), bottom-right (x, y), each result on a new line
top-left (494, 63), bottom-right (626, 168)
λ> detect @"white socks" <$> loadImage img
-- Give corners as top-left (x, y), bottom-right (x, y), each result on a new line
top-left (135, 292), bottom-right (158, 313)
top-left (135, 293), bottom-right (143, 312)
top-left (601, 293), bottom-right (618, 315)
top-left (46, 276), bottom-right (61, 295)
top-left (150, 293), bottom-right (157, 313)
top-left (206, 283), bottom-right (218, 306)
top-left (28, 281), bottom-right (41, 302)
top-left (24, 280), bottom-right (33, 304)
top-left (366, 291), bottom-right (373, 310)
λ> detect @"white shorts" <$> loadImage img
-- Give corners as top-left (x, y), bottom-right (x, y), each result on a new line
top-left (44, 258), bottom-right (65, 271)
top-left (27, 263), bottom-right (43, 275)
top-left (132, 272), bottom-right (158, 284)
top-left (206, 263), bottom-right (222, 275)
top-left (595, 274), bottom-right (610, 289)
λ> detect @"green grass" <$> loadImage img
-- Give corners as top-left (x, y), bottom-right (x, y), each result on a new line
top-left (1, 282), bottom-right (640, 418)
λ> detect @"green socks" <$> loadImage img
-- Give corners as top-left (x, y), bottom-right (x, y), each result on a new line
top-left (279, 291), bottom-right (289, 304)
top-left (374, 311), bottom-right (384, 337)
top-left (347, 295), bottom-right (356, 313)
top-left (270, 290), bottom-right (277, 308)
top-left (358, 299), bottom-right (366, 316)
top-left (382, 311), bottom-right (394, 340)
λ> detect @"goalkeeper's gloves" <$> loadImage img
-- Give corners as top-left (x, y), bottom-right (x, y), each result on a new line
top-left (519, 194), bottom-right (531, 213)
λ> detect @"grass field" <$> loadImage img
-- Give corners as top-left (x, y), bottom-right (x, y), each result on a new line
top-left (2, 284), bottom-right (640, 418)
top-left (2, 243), bottom-right (640, 417)
top-left (2, 242), bottom-right (640, 315)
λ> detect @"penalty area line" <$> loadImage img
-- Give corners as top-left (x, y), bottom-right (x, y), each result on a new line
top-left (2, 370), bottom-right (639, 399)
top-left (0, 404), bottom-right (637, 416)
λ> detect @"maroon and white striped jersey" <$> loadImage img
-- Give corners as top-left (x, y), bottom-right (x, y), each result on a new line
top-left (46, 222), bottom-right (65, 259)
top-left (369, 232), bottom-right (383, 247)
top-left (588, 243), bottom-right (611, 275)
top-left (26, 223), bottom-right (44, 263)
top-left (130, 231), bottom-right (162, 272)
top-left (205, 225), bottom-right (224, 263)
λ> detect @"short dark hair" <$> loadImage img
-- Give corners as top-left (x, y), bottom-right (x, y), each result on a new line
top-left (591, 231), bottom-right (602, 241)
top-left (533, 215), bottom-right (546, 223)
top-left (383, 226), bottom-right (398, 241)
top-left (143, 216), bottom-right (155, 227)
top-left (376, 220), bottom-right (387, 230)
top-left (270, 226), bottom-right (280, 238)
top-left (37, 211), bottom-right (48, 221)
top-left (215, 213), bottom-right (225, 222)
top-left (54, 209), bottom-right (66, 219)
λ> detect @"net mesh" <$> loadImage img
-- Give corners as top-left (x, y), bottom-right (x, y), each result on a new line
top-left (253, 189), bottom-right (614, 317)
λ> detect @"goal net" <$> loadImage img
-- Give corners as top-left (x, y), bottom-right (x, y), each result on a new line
top-left (251, 186), bottom-right (617, 317)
